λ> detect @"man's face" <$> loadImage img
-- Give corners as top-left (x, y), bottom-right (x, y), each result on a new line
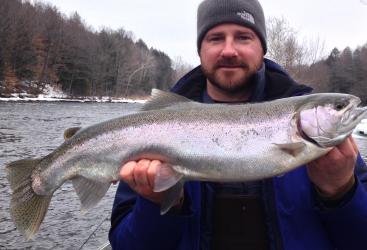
top-left (200, 24), bottom-right (264, 94)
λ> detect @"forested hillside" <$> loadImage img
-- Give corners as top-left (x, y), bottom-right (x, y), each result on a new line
top-left (1, 0), bottom-right (367, 102)
top-left (0, 0), bottom-right (179, 97)
top-left (266, 17), bottom-right (367, 103)
top-left (288, 46), bottom-right (367, 103)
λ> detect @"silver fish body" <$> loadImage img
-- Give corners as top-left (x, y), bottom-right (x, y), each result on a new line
top-left (6, 90), bottom-right (367, 239)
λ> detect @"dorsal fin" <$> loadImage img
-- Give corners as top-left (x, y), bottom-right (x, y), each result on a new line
top-left (141, 89), bottom-right (193, 111)
top-left (63, 127), bottom-right (82, 140)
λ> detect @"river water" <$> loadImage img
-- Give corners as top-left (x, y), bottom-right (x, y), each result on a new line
top-left (1, 101), bottom-right (367, 250)
top-left (0, 101), bottom-right (141, 250)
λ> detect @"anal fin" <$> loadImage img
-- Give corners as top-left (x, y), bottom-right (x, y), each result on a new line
top-left (72, 177), bottom-right (111, 212)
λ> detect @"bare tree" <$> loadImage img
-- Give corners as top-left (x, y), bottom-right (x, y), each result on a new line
top-left (352, 45), bottom-right (367, 102)
top-left (172, 56), bottom-right (193, 83)
top-left (266, 16), bottom-right (325, 81)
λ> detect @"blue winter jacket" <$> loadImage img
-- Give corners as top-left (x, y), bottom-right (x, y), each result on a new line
top-left (109, 59), bottom-right (367, 250)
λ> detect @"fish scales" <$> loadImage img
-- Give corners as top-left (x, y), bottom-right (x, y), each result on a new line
top-left (32, 95), bottom-right (331, 189)
top-left (6, 90), bottom-right (367, 239)
top-left (38, 97), bottom-right (305, 187)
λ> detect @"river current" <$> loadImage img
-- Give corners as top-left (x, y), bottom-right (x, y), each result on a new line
top-left (1, 101), bottom-right (367, 250)
top-left (0, 102), bottom-right (141, 250)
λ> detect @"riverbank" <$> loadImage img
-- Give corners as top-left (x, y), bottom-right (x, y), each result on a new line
top-left (0, 94), bottom-right (147, 103)
top-left (0, 83), bottom-right (147, 103)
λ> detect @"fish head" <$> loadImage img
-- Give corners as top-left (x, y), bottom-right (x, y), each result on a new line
top-left (298, 93), bottom-right (367, 148)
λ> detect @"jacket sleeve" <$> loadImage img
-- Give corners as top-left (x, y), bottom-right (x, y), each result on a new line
top-left (109, 182), bottom-right (196, 250)
top-left (317, 154), bottom-right (367, 250)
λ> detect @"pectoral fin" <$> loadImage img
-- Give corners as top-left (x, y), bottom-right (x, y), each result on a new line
top-left (153, 163), bottom-right (185, 215)
top-left (160, 181), bottom-right (184, 215)
top-left (273, 141), bottom-right (306, 156)
top-left (154, 163), bottom-right (184, 192)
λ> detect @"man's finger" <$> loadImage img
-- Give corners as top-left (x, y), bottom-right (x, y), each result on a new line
top-left (350, 136), bottom-right (359, 153)
top-left (120, 161), bottom-right (137, 187)
top-left (337, 136), bottom-right (358, 159)
top-left (147, 160), bottom-right (162, 189)
top-left (134, 159), bottom-right (150, 187)
top-left (326, 147), bottom-right (343, 162)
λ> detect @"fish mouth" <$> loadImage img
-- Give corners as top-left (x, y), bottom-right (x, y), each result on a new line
top-left (339, 105), bottom-right (367, 134)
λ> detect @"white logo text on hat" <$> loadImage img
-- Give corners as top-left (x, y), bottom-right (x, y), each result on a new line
top-left (237, 11), bottom-right (255, 24)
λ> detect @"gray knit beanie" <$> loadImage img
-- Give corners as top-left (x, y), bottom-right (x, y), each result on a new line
top-left (197, 0), bottom-right (267, 54)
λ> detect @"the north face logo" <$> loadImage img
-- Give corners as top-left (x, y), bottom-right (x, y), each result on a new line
top-left (237, 11), bottom-right (255, 24)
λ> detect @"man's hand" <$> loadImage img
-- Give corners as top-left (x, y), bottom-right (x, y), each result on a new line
top-left (120, 159), bottom-right (165, 204)
top-left (120, 159), bottom-right (184, 209)
top-left (307, 136), bottom-right (358, 198)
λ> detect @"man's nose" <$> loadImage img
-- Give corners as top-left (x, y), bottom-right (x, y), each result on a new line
top-left (220, 39), bottom-right (238, 57)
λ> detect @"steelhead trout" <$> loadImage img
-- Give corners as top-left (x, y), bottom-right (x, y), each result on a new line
top-left (6, 89), bottom-right (367, 239)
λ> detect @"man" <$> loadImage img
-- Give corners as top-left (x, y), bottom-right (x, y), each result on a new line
top-left (109, 0), bottom-right (367, 249)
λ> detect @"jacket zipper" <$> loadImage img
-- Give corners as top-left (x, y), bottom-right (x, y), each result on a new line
top-left (264, 179), bottom-right (284, 250)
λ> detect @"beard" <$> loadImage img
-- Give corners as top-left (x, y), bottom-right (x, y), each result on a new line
top-left (201, 57), bottom-right (261, 94)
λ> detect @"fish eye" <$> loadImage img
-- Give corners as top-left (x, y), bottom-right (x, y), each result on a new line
top-left (335, 100), bottom-right (348, 111)
top-left (336, 104), bottom-right (344, 110)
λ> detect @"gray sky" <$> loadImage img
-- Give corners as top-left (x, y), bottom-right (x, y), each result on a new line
top-left (39, 0), bottom-right (367, 66)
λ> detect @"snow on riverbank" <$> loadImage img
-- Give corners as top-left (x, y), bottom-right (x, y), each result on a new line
top-left (0, 84), bottom-right (147, 103)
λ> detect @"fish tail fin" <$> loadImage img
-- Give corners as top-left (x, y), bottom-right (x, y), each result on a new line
top-left (6, 159), bottom-right (52, 240)
top-left (153, 163), bottom-right (184, 214)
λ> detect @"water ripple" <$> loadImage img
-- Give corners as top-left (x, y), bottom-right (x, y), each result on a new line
top-left (0, 102), bottom-right (136, 250)
top-left (0, 132), bottom-right (22, 143)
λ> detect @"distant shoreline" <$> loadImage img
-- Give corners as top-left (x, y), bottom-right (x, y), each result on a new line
top-left (0, 87), bottom-right (148, 103)
top-left (0, 83), bottom-right (149, 103)
top-left (0, 96), bottom-right (147, 103)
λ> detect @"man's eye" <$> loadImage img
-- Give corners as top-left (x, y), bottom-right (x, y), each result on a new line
top-left (238, 35), bottom-right (251, 41)
top-left (208, 36), bottom-right (223, 42)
